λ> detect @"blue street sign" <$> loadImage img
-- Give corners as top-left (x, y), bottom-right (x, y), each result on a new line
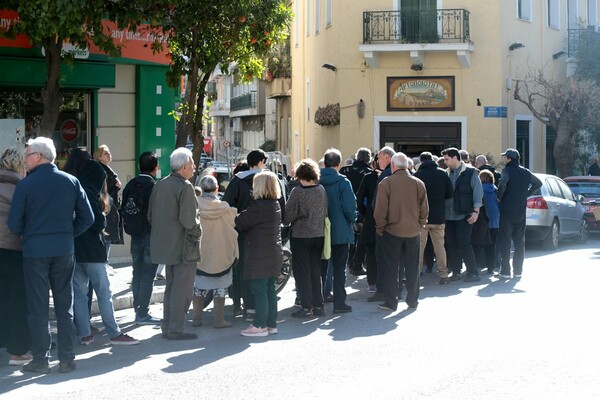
top-left (484, 106), bottom-right (507, 118)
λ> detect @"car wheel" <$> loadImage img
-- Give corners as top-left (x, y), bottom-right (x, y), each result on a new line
top-left (542, 219), bottom-right (560, 250)
top-left (574, 219), bottom-right (589, 244)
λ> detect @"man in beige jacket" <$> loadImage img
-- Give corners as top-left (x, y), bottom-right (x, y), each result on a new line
top-left (374, 152), bottom-right (428, 312)
top-left (148, 148), bottom-right (200, 340)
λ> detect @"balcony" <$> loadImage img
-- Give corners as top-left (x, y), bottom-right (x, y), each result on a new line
top-left (208, 99), bottom-right (230, 117)
top-left (266, 78), bottom-right (291, 99)
top-left (230, 92), bottom-right (257, 112)
top-left (359, 9), bottom-right (474, 68)
top-left (568, 26), bottom-right (599, 58)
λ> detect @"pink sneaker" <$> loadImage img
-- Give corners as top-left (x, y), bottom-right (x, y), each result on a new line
top-left (240, 325), bottom-right (268, 337)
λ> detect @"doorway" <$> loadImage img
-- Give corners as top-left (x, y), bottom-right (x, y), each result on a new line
top-left (379, 121), bottom-right (461, 158)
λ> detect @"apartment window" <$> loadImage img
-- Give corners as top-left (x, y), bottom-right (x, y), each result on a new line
top-left (306, 0), bottom-right (310, 36)
top-left (306, 80), bottom-right (311, 122)
top-left (547, 0), bottom-right (560, 28)
top-left (517, 0), bottom-right (532, 21)
top-left (326, 0), bottom-right (332, 26)
top-left (568, 0), bottom-right (578, 28)
top-left (546, 125), bottom-right (557, 174)
top-left (315, 0), bottom-right (320, 34)
top-left (589, 0), bottom-right (598, 26)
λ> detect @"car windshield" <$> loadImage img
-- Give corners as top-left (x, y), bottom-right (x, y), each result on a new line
top-left (566, 182), bottom-right (600, 197)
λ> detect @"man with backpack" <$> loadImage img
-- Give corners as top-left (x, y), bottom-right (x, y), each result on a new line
top-left (121, 152), bottom-right (161, 325)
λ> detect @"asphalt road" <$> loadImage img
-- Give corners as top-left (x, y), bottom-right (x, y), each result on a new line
top-left (1, 237), bottom-right (600, 399)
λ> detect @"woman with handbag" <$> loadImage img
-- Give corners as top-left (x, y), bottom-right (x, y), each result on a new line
top-left (283, 159), bottom-right (328, 318)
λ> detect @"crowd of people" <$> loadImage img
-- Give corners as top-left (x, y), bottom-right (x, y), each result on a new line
top-left (0, 138), bottom-right (543, 373)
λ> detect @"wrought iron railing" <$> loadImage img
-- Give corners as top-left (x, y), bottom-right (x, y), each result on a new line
top-left (363, 9), bottom-right (470, 44)
top-left (230, 92), bottom-right (257, 111)
top-left (568, 26), bottom-right (599, 57)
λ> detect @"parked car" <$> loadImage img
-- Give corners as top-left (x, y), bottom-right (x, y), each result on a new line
top-left (564, 175), bottom-right (600, 231)
top-left (525, 173), bottom-right (587, 250)
top-left (195, 166), bottom-right (232, 194)
top-left (199, 153), bottom-right (213, 169)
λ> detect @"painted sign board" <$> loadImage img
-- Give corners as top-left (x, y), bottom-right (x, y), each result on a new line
top-left (387, 76), bottom-right (455, 111)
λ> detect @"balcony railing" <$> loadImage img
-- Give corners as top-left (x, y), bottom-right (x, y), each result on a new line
top-left (363, 9), bottom-right (470, 44)
top-left (230, 92), bottom-right (257, 112)
top-left (568, 26), bottom-right (599, 57)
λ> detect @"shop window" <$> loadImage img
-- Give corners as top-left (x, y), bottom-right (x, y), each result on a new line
top-left (546, 125), bottom-right (557, 174)
top-left (0, 91), bottom-right (89, 169)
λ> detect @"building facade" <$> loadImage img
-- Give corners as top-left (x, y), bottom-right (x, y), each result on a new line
top-left (291, 0), bottom-right (598, 172)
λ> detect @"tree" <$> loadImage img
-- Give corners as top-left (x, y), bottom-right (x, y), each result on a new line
top-left (514, 72), bottom-right (600, 177)
top-left (152, 0), bottom-right (292, 162)
top-left (0, 2), bottom-right (150, 137)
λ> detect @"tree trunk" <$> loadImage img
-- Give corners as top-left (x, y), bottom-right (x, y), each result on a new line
top-left (553, 120), bottom-right (576, 178)
top-left (176, 28), bottom-right (199, 149)
top-left (190, 75), bottom-right (210, 163)
top-left (38, 38), bottom-right (63, 137)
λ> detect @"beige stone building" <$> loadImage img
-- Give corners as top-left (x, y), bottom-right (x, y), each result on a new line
top-left (291, 0), bottom-right (599, 172)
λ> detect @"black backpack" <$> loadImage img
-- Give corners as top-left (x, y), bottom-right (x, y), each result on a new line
top-left (121, 179), bottom-right (151, 236)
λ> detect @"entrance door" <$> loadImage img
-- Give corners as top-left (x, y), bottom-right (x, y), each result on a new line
top-left (401, 0), bottom-right (438, 43)
top-left (380, 121), bottom-right (461, 158)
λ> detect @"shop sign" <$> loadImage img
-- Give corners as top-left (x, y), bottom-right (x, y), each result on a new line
top-left (60, 119), bottom-right (79, 143)
top-left (387, 76), bottom-right (455, 111)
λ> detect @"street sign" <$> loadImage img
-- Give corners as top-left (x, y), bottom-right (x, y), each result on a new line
top-left (223, 140), bottom-right (231, 148)
top-left (484, 106), bottom-right (507, 118)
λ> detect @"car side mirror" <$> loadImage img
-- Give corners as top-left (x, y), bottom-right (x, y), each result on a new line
top-left (578, 194), bottom-right (585, 203)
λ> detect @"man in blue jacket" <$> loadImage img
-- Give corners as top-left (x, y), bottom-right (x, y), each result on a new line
top-left (320, 148), bottom-right (357, 313)
top-left (8, 137), bottom-right (94, 374)
top-left (496, 148), bottom-right (542, 278)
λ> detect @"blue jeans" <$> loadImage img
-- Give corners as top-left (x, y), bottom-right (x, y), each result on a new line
top-left (131, 234), bottom-right (158, 318)
top-left (331, 244), bottom-right (349, 308)
top-left (23, 255), bottom-right (76, 365)
top-left (73, 262), bottom-right (121, 339)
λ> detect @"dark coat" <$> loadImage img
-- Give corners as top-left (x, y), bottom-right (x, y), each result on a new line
top-left (100, 162), bottom-right (123, 244)
top-left (589, 163), bottom-right (600, 176)
top-left (75, 160), bottom-right (108, 263)
top-left (340, 160), bottom-right (372, 194)
top-left (478, 164), bottom-right (502, 186)
top-left (223, 168), bottom-right (286, 219)
top-left (497, 160), bottom-right (542, 215)
top-left (235, 199), bottom-right (282, 280)
top-left (356, 170), bottom-right (378, 243)
top-left (319, 168), bottom-right (357, 245)
top-left (414, 160), bottom-right (453, 224)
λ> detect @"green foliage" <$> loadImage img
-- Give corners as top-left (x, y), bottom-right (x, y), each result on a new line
top-left (260, 139), bottom-right (276, 152)
top-left (573, 28), bottom-right (600, 84)
top-left (266, 36), bottom-right (291, 78)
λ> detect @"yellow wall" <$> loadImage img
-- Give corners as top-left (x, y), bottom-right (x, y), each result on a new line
top-left (291, 0), bottom-right (585, 172)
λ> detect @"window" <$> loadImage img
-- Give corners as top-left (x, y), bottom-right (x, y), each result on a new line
top-left (568, 0), bottom-right (578, 28)
top-left (588, 0), bottom-right (598, 26)
top-left (547, 0), bottom-right (560, 28)
top-left (517, 0), bottom-right (532, 21)
top-left (516, 119), bottom-right (531, 168)
top-left (315, 0), bottom-right (320, 34)
top-left (326, 0), bottom-right (332, 26)
top-left (306, 0), bottom-right (310, 36)
top-left (306, 80), bottom-right (311, 121)
top-left (546, 125), bottom-right (557, 174)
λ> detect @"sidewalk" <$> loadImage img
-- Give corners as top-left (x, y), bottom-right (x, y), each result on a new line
top-left (49, 264), bottom-right (166, 319)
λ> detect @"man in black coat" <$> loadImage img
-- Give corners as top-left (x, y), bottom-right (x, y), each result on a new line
top-left (340, 147), bottom-right (372, 276)
top-left (475, 155), bottom-right (502, 185)
top-left (414, 152), bottom-right (454, 284)
top-left (496, 148), bottom-right (542, 278)
top-left (588, 157), bottom-right (600, 176)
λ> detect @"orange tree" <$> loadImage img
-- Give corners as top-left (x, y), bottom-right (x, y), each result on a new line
top-left (152, 0), bottom-right (292, 161)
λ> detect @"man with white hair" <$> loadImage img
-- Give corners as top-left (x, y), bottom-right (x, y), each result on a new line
top-left (474, 154), bottom-right (501, 184)
top-left (149, 147), bottom-right (201, 340)
top-left (8, 137), bottom-right (94, 373)
top-left (374, 152), bottom-right (428, 311)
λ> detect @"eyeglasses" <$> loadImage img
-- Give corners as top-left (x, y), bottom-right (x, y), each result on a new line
top-left (26, 152), bottom-right (40, 158)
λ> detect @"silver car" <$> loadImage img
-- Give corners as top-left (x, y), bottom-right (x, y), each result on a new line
top-left (525, 173), bottom-right (587, 250)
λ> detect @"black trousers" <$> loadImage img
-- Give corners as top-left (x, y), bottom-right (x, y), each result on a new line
top-left (377, 232), bottom-right (420, 309)
top-left (291, 237), bottom-right (324, 308)
top-left (0, 249), bottom-right (31, 356)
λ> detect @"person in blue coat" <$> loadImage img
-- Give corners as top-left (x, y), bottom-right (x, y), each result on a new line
top-left (319, 149), bottom-right (357, 313)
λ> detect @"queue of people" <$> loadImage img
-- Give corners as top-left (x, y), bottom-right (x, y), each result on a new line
top-left (1, 141), bottom-right (539, 373)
